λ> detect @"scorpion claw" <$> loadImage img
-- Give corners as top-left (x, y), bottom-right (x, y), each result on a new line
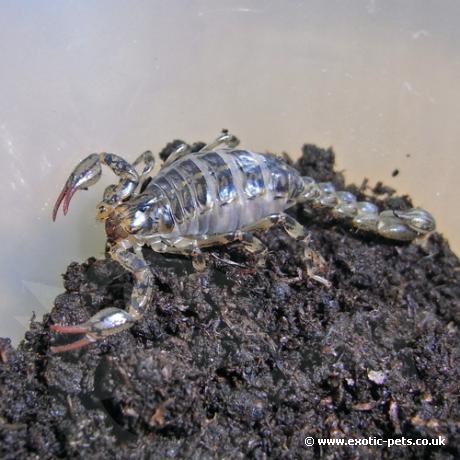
top-left (50, 307), bottom-right (135, 353)
top-left (52, 184), bottom-right (77, 221)
top-left (49, 323), bottom-right (96, 353)
top-left (52, 154), bottom-right (102, 220)
top-left (49, 324), bottom-right (89, 334)
top-left (50, 336), bottom-right (95, 353)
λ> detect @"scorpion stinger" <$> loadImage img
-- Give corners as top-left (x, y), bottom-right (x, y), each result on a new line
top-left (52, 152), bottom-right (140, 221)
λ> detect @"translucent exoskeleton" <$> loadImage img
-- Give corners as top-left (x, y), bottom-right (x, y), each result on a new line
top-left (50, 132), bottom-right (436, 352)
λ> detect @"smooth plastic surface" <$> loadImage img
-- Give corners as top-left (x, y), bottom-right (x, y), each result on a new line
top-left (1, 1), bottom-right (459, 344)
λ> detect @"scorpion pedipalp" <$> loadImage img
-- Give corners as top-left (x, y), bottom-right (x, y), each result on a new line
top-left (50, 241), bottom-right (153, 353)
top-left (52, 152), bottom-right (140, 221)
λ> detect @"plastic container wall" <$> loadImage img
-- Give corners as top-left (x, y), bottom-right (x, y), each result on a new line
top-left (1, 1), bottom-right (459, 344)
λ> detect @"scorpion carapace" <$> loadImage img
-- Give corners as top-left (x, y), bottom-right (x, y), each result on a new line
top-left (50, 132), bottom-right (436, 352)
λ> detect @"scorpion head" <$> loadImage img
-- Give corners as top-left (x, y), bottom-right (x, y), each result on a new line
top-left (96, 194), bottom-right (174, 243)
top-left (96, 202), bottom-right (130, 242)
top-left (53, 153), bottom-right (174, 242)
top-left (96, 200), bottom-right (144, 242)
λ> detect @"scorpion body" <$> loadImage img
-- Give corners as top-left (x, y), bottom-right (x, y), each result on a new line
top-left (124, 149), bottom-right (304, 241)
top-left (50, 132), bottom-right (436, 352)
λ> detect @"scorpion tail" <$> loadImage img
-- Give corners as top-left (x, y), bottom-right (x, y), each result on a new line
top-left (299, 176), bottom-right (436, 241)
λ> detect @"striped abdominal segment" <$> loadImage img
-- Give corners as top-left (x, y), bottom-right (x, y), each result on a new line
top-left (149, 150), bottom-right (303, 237)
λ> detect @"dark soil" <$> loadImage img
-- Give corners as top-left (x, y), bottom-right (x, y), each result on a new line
top-left (1, 142), bottom-right (459, 459)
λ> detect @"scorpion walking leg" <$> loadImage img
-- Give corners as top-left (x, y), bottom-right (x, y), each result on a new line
top-left (199, 130), bottom-right (240, 152)
top-left (242, 213), bottom-right (308, 240)
top-left (153, 232), bottom-right (265, 270)
top-left (189, 232), bottom-right (265, 253)
top-left (148, 237), bottom-right (206, 271)
top-left (50, 242), bottom-right (154, 353)
top-left (133, 150), bottom-right (157, 180)
top-left (133, 150), bottom-right (161, 193)
top-left (242, 213), bottom-right (330, 285)
top-left (162, 143), bottom-right (191, 167)
top-left (162, 130), bottom-right (239, 166)
top-left (53, 152), bottom-right (139, 220)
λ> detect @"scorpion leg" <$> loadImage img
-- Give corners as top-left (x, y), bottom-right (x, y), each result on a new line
top-left (242, 213), bottom-right (308, 240)
top-left (184, 232), bottom-right (265, 253)
top-left (133, 150), bottom-right (157, 180)
top-left (241, 213), bottom-right (330, 284)
top-left (53, 152), bottom-right (139, 220)
top-left (50, 241), bottom-right (154, 352)
top-left (199, 130), bottom-right (240, 152)
top-left (162, 130), bottom-right (239, 166)
top-left (147, 237), bottom-right (206, 271)
top-left (150, 232), bottom-right (265, 270)
top-left (162, 143), bottom-right (191, 167)
top-left (133, 150), bottom-right (161, 193)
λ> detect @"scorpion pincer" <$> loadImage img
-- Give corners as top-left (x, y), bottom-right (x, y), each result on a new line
top-left (50, 131), bottom-right (436, 352)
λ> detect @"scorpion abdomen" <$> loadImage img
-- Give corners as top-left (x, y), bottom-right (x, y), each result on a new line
top-left (145, 149), bottom-right (304, 237)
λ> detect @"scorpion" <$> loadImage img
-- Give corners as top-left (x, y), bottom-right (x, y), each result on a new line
top-left (50, 131), bottom-right (436, 352)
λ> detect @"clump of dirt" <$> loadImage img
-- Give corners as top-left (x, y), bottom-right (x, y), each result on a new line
top-left (1, 143), bottom-right (459, 459)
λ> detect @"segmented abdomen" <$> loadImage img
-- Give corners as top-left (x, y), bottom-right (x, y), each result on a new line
top-left (148, 149), bottom-right (304, 236)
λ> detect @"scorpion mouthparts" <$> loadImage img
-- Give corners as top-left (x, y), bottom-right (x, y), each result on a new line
top-left (50, 336), bottom-right (95, 353)
top-left (52, 185), bottom-right (77, 221)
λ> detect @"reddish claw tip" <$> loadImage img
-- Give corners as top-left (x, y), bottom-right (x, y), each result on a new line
top-left (50, 324), bottom-right (89, 334)
top-left (62, 188), bottom-right (77, 216)
top-left (52, 185), bottom-right (76, 221)
top-left (52, 185), bottom-right (67, 221)
top-left (50, 336), bottom-right (94, 353)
